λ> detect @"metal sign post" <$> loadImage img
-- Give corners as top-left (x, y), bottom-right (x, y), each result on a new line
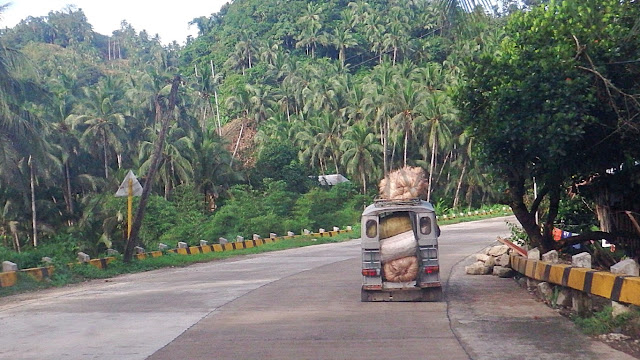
top-left (115, 171), bottom-right (143, 239)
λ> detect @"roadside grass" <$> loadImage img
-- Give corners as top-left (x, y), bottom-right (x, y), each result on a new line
top-left (0, 227), bottom-right (360, 297)
top-left (573, 306), bottom-right (640, 336)
top-left (438, 210), bottom-right (514, 226)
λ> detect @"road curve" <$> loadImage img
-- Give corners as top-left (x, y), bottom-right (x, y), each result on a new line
top-left (0, 216), bottom-right (634, 359)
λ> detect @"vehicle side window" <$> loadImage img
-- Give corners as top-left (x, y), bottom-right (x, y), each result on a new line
top-left (365, 219), bottom-right (378, 238)
top-left (419, 217), bottom-right (431, 235)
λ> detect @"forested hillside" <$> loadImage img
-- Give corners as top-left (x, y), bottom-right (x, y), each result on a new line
top-left (1, 0), bottom-right (637, 264)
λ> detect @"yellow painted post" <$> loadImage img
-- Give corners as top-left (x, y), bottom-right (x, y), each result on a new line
top-left (128, 178), bottom-right (133, 239)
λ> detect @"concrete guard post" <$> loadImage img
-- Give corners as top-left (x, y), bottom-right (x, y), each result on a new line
top-left (510, 252), bottom-right (640, 310)
top-left (610, 259), bottom-right (640, 316)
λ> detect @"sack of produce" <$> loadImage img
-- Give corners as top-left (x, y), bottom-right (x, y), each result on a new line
top-left (378, 166), bottom-right (428, 200)
top-left (380, 230), bottom-right (418, 262)
top-left (379, 212), bottom-right (412, 239)
top-left (384, 256), bottom-right (419, 282)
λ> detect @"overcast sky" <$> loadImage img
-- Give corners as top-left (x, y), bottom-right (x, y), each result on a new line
top-left (1, 0), bottom-right (229, 45)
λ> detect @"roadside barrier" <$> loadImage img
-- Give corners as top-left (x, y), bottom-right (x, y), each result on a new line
top-left (438, 207), bottom-right (512, 221)
top-left (0, 228), bottom-right (353, 289)
top-left (510, 254), bottom-right (640, 307)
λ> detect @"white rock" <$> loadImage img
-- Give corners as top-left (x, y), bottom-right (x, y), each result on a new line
top-left (612, 302), bottom-right (631, 317)
top-left (537, 282), bottom-right (553, 300)
top-left (527, 247), bottom-right (541, 260)
top-left (493, 266), bottom-right (514, 278)
top-left (77, 252), bottom-right (90, 263)
top-left (572, 252), bottom-right (592, 269)
top-left (598, 333), bottom-right (631, 342)
top-left (488, 245), bottom-right (509, 257)
top-left (2, 261), bottom-right (18, 272)
top-left (495, 253), bottom-right (510, 267)
top-left (484, 256), bottom-right (496, 267)
top-left (475, 254), bottom-right (491, 262)
top-left (465, 261), bottom-right (492, 275)
top-left (556, 288), bottom-right (572, 307)
top-left (611, 259), bottom-right (639, 276)
top-left (542, 250), bottom-right (559, 263)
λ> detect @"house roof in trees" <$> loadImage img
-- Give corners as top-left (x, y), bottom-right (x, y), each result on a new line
top-left (317, 174), bottom-right (349, 186)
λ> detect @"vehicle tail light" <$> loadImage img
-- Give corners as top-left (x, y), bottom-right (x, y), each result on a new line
top-left (362, 268), bottom-right (380, 276)
top-left (424, 266), bottom-right (439, 274)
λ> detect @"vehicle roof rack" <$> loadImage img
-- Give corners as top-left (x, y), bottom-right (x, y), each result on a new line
top-left (373, 198), bottom-right (422, 208)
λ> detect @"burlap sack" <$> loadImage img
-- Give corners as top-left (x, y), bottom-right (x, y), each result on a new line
top-left (378, 166), bottom-right (428, 200)
top-left (383, 256), bottom-right (419, 282)
top-left (380, 230), bottom-right (418, 262)
top-left (379, 212), bottom-right (412, 239)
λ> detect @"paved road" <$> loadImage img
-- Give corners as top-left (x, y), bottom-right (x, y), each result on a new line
top-left (0, 216), bottom-right (634, 359)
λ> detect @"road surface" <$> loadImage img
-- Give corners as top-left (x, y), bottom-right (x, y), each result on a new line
top-left (0, 216), bottom-right (634, 359)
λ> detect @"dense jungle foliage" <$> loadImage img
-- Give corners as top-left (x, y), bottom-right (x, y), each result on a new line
top-left (0, 0), bottom-right (638, 265)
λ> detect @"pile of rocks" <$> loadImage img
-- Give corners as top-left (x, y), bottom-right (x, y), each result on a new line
top-left (465, 244), bottom-right (515, 278)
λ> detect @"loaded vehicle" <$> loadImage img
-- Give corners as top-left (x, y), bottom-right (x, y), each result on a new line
top-left (360, 198), bottom-right (442, 302)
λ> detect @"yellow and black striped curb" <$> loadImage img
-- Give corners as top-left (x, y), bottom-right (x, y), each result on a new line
top-left (0, 229), bottom-right (353, 288)
top-left (0, 266), bottom-right (55, 288)
top-left (510, 254), bottom-right (640, 306)
top-left (438, 208), bottom-right (513, 220)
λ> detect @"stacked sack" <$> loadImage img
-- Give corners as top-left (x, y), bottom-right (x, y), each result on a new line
top-left (379, 166), bottom-right (428, 200)
top-left (377, 167), bottom-right (427, 282)
top-left (379, 213), bottom-right (418, 282)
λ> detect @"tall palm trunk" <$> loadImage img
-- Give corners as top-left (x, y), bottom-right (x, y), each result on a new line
top-left (10, 222), bottom-right (21, 253)
top-left (211, 61), bottom-right (222, 136)
top-left (29, 156), bottom-right (37, 247)
top-left (427, 140), bottom-right (436, 202)
top-left (230, 120), bottom-right (245, 166)
top-left (403, 130), bottom-right (408, 167)
top-left (64, 162), bottom-right (74, 216)
top-left (102, 129), bottom-right (109, 178)
top-left (453, 161), bottom-right (467, 209)
top-left (361, 168), bottom-right (367, 195)
top-left (124, 76), bottom-right (181, 263)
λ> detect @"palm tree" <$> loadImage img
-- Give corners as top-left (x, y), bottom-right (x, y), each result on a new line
top-left (49, 93), bottom-right (80, 218)
top-left (340, 122), bottom-right (383, 194)
top-left (297, 113), bottom-right (346, 175)
top-left (73, 85), bottom-right (127, 179)
top-left (389, 79), bottom-right (424, 167)
top-left (194, 127), bottom-right (239, 212)
top-left (382, 12), bottom-right (410, 65)
top-left (329, 18), bottom-right (359, 68)
top-left (363, 13), bottom-right (386, 63)
top-left (418, 91), bottom-right (456, 202)
top-left (295, 3), bottom-right (324, 58)
top-left (225, 85), bottom-right (251, 120)
top-left (361, 63), bottom-right (396, 175)
top-left (192, 61), bottom-right (223, 134)
top-left (139, 126), bottom-right (196, 198)
top-left (247, 84), bottom-right (276, 125)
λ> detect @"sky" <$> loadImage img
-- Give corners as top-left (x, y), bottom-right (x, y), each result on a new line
top-left (1, 0), bottom-right (230, 45)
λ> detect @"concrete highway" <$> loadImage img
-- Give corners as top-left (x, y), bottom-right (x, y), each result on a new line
top-left (0, 216), bottom-right (634, 359)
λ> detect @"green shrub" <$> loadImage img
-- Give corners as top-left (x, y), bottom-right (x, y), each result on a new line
top-left (573, 306), bottom-right (640, 335)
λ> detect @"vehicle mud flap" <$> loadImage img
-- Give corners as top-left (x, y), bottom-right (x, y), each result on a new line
top-left (361, 287), bottom-right (443, 302)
